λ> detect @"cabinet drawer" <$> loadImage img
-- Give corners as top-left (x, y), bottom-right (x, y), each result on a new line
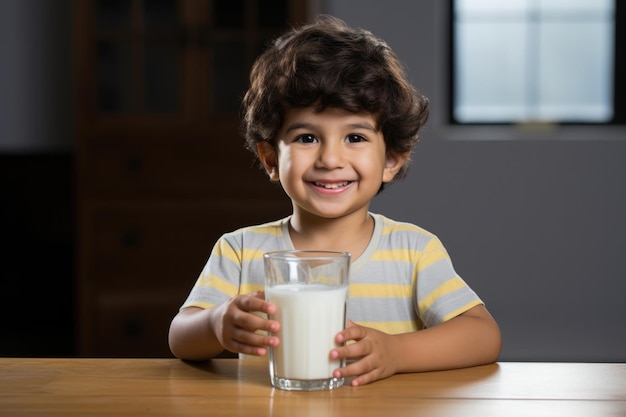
top-left (81, 200), bottom-right (290, 292)
top-left (79, 136), bottom-right (281, 199)
top-left (91, 291), bottom-right (181, 357)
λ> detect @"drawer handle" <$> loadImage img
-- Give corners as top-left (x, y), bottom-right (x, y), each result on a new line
top-left (121, 229), bottom-right (142, 248)
top-left (123, 316), bottom-right (145, 337)
top-left (125, 154), bottom-right (143, 173)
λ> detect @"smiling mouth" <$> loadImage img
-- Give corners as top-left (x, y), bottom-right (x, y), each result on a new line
top-left (313, 181), bottom-right (351, 189)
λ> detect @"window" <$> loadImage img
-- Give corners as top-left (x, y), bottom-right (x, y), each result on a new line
top-left (451, 0), bottom-right (624, 125)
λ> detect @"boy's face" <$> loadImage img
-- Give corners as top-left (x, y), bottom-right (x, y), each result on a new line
top-left (258, 106), bottom-right (408, 221)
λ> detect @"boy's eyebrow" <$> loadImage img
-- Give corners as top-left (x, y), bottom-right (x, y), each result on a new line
top-left (283, 122), bottom-right (313, 133)
top-left (348, 122), bottom-right (379, 132)
top-left (284, 122), bottom-right (379, 133)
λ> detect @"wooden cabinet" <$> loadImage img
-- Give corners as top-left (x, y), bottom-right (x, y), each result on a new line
top-left (74, 0), bottom-right (308, 357)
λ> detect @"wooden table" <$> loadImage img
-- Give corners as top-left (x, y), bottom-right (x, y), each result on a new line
top-left (1, 358), bottom-right (625, 416)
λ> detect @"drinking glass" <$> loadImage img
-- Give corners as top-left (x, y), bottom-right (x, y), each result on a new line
top-left (264, 250), bottom-right (350, 391)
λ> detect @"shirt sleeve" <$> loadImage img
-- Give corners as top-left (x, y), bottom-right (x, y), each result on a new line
top-left (180, 235), bottom-right (242, 310)
top-left (415, 236), bottom-right (483, 328)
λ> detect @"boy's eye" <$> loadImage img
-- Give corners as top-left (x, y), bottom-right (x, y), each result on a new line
top-left (295, 134), bottom-right (317, 143)
top-left (345, 134), bottom-right (366, 143)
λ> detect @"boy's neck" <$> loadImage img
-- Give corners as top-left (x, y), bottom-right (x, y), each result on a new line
top-left (288, 209), bottom-right (374, 260)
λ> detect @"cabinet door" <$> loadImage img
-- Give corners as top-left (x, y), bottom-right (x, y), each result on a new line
top-left (79, 199), bottom-right (291, 356)
top-left (75, 0), bottom-right (308, 133)
top-left (78, 132), bottom-right (284, 199)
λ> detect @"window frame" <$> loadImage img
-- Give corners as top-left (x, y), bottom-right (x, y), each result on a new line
top-left (446, 0), bottom-right (625, 131)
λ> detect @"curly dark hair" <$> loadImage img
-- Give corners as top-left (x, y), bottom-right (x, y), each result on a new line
top-left (241, 15), bottom-right (429, 181)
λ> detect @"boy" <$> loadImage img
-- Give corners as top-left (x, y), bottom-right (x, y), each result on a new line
top-left (168, 16), bottom-right (501, 387)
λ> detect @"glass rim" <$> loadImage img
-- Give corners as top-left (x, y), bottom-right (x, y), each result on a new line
top-left (263, 250), bottom-right (351, 261)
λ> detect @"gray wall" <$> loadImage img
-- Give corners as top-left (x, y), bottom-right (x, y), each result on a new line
top-left (325, 0), bottom-right (626, 362)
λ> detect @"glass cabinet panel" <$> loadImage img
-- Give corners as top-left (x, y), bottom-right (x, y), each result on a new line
top-left (213, 41), bottom-right (247, 111)
top-left (96, 0), bottom-right (132, 31)
top-left (144, 40), bottom-right (179, 113)
top-left (96, 41), bottom-right (133, 112)
top-left (91, 0), bottom-right (302, 117)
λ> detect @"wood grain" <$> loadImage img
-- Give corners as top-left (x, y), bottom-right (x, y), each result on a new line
top-left (1, 358), bottom-right (624, 416)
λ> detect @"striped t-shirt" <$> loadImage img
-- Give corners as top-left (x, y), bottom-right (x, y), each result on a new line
top-left (181, 213), bottom-right (483, 333)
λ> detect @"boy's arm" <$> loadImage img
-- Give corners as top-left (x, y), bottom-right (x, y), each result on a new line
top-left (168, 307), bottom-right (226, 360)
top-left (392, 304), bottom-right (501, 373)
top-left (332, 304), bottom-right (501, 386)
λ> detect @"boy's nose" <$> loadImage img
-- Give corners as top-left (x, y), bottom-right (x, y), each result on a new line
top-left (316, 141), bottom-right (345, 169)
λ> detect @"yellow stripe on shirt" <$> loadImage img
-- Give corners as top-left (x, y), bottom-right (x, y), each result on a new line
top-left (197, 273), bottom-right (238, 296)
top-left (215, 241), bottom-right (267, 264)
top-left (213, 239), bottom-right (241, 264)
top-left (243, 248), bottom-right (267, 262)
top-left (381, 222), bottom-right (430, 235)
top-left (240, 283), bottom-right (265, 295)
top-left (371, 249), bottom-right (415, 263)
top-left (417, 245), bottom-right (449, 271)
top-left (418, 276), bottom-right (467, 313)
top-left (349, 283), bottom-right (412, 298)
top-left (181, 301), bottom-right (214, 310)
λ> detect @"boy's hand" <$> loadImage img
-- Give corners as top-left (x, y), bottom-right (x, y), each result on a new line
top-left (211, 291), bottom-right (280, 356)
top-left (329, 321), bottom-right (398, 387)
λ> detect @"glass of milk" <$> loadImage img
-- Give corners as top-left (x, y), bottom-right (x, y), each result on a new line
top-left (264, 250), bottom-right (350, 391)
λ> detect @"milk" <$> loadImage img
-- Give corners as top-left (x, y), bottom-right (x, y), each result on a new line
top-left (266, 283), bottom-right (348, 380)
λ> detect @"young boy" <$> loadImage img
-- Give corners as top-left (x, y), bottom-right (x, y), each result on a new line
top-left (168, 16), bottom-right (501, 387)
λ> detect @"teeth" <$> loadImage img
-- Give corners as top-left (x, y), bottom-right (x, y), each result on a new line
top-left (314, 181), bottom-right (350, 189)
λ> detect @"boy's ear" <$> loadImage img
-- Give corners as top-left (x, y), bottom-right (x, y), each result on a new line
top-left (257, 142), bottom-right (280, 181)
top-left (382, 151), bottom-right (410, 183)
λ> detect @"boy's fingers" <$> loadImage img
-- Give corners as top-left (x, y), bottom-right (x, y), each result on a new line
top-left (235, 327), bottom-right (279, 347)
top-left (238, 293), bottom-right (276, 315)
top-left (336, 323), bottom-right (366, 343)
top-left (331, 339), bottom-right (367, 361)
